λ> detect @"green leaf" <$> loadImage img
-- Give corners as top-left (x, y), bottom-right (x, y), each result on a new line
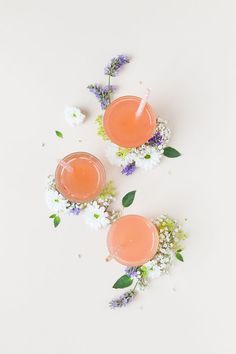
top-left (164, 146), bottom-right (181, 158)
top-left (55, 130), bottom-right (63, 138)
top-left (122, 190), bottom-right (136, 208)
top-left (113, 275), bottom-right (133, 289)
top-left (177, 249), bottom-right (182, 253)
top-left (53, 215), bottom-right (61, 227)
top-left (176, 252), bottom-right (184, 262)
top-left (49, 214), bottom-right (56, 218)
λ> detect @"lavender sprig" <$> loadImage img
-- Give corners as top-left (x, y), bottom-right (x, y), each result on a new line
top-left (125, 266), bottom-right (139, 278)
top-left (88, 84), bottom-right (115, 110)
top-left (121, 162), bottom-right (136, 176)
top-left (104, 55), bottom-right (130, 77)
top-left (109, 290), bottom-right (137, 309)
top-left (69, 206), bottom-right (80, 216)
top-left (147, 132), bottom-right (163, 146)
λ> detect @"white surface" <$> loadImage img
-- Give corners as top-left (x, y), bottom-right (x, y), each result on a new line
top-left (0, 1), bottom-right (235, 353)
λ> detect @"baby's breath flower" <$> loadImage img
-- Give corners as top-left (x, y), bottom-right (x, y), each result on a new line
top-left (144, 261), bottom-right (161, 279)
top-left (47, 175), bottom-right (56, 190)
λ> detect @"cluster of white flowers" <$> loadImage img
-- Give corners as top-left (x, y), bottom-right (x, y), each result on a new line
top-left (144, 260), bottom-right (162, 279)
top-left (135, 146), bottom-right (161, 171)
top-left (45, 176), bottom-right (118, 230)
top-left (151, 216), bottom-right (187, 273)
top-left (64, 106), bottom-right (85, 127)
top-left (46, 177), bottom-right (70, 214)
top-left (83, 201), bottom-right (110, 230)
top-left (105, 118), bottom-right (171, 172)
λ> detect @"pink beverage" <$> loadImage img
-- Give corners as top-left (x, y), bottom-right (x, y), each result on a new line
top-left (104, 96), bottom-right (157, 148)
top-left (107, 215), bottom-right (159, 267)
top-left (55, 152), bottom-right (106, 203)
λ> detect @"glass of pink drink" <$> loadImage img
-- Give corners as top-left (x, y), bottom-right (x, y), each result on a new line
top-left (107, 215), bottom-right (159, 267)
top-left (104, 96), bottom-right (157, 148)
top-left (55, 152), bottom-right (106, 203)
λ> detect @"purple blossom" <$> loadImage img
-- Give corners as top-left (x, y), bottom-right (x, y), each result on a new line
top-left (125, 267), bottom-right (139, 278)
top-left (104, 55), bottom-right (130, 77)
top-left (121, 162), bottom-right (136, 176)
top-left (109, 290), bottom-right (136, 309)
top-left (147, 132), bottom-right (163, 146)
top-left (70, 206), bottom-right (80, 216)
top-left (88, 84), bottom-right (115, 109)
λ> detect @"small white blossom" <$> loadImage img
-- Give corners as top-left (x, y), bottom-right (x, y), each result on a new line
top-left (47, 175), bottom-right (56, 190)
top-left (145, 261), bottom-right (162, 279)
top-left (135, 147), bottom-right (161, 170)
top-left (64, 106), bottom-right (85, 127)
top-left (158, 119), bottom-right (171, 146)
top-left (46, 190), bottom-right (69, 213)
top-left (83, 201), bottom-right (110, 230)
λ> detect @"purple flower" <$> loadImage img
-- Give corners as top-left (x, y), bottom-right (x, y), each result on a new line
top-left (147, 132), bottom-right (163, 146)
top-left (88, 84), bottom-right (115, 109)
top-left (121, 162), bottom-right (136, 176)
top-left (109, 290), bottom-right (136, 309)
top-left (70, 207), bottom-right (80, 216)
top-left (104, 55), bottom-right (130, 77)
top-left (125, 267), bottom-right (139, 278)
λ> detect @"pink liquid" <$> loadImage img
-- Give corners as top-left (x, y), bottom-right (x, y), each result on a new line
top-left (104, 96), bottom-right (157, 148)
top-left (55, 152), bottom-right (106, 203)
top-left (107, 215), bottom-right (159, 267)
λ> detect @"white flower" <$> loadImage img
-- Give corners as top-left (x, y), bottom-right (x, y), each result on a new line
top-left (47, 175), bottom-right (56, 190)
top-left (46, 190), bottom-right (69, 213)
top-left (145, 261), bottom-right (161, 279)
top-left (158, 119), bottom-right (171, 146)
top-left (64, 106), bottom-right (85, 127)
top-left (83, 201), bottom-right (110, 230)
top-left (134, 146), bottom-right (161, 170)
top-left (105, 142), bottom-right (134, 167)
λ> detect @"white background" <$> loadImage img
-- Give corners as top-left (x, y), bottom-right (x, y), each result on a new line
top-left (0, 1), bottom-right (235, 353)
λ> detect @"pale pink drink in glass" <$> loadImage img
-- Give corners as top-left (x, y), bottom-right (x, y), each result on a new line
top-left (107, 215), bottom-right (159, 267)
top-left (104, 96), bottom-right (157, 148)
top-left (55, 152), bottom-right (106, 203)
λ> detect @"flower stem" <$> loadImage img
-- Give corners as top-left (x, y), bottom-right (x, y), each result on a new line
top-left (133, 281), bottom-right (139, 292)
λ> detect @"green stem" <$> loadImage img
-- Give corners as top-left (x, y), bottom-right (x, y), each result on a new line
top-left (133, 281), bottom-right (139, 292)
